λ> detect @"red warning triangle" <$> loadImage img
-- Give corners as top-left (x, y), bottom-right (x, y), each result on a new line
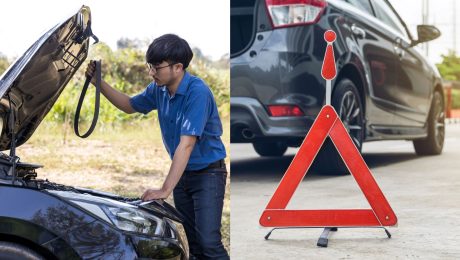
top-left (260, 105), bottom-right (397, 227)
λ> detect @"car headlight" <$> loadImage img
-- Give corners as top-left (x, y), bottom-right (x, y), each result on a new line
top-left (69, 198), bottom-right (189, 258)
top-left (70, 200), bottom-right (163, 236)
top-left (166, 219), bottom-right (189, 259)
top-left (102, 206), bottom-right (164, 236)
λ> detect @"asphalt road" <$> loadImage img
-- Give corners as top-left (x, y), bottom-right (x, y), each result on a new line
top-left (230, 124), bottom-right (460, 259)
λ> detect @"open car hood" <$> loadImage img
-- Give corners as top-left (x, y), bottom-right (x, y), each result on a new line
top-left (0, 6), bottom-right (95, 151)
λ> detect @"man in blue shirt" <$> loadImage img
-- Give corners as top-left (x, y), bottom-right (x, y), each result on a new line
top-left (86, 34), bottom-right (228, 259)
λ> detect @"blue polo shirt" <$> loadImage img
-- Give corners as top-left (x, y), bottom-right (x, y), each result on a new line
top-left (129, 72), bottom-right (226, 171)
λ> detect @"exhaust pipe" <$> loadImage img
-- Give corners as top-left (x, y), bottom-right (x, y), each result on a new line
top-left (241, 128), bottom-right (255, 140)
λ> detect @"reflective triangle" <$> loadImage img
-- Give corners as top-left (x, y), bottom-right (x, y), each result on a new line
top-left (260, 105), bottom-right (397, 227)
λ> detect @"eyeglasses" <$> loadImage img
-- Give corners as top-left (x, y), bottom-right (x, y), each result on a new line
top-left (146, 62), bottom-right (177, 73)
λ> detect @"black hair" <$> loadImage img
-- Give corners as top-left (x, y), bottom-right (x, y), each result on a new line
top-left (146, 34), bottom-right (193, 70)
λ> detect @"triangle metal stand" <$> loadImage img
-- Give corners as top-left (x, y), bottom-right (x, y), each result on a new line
top-left (264, 226), bottom-right (392, 247)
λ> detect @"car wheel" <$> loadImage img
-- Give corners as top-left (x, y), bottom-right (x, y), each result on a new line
top-left (314, 78), bottom-right (364, 174)
top-left (413, 90), bottom-right (445, 155)
top-left (0, 241), bottom-right (45, 260)
top-left (253, 141), bottom-right (288, 157)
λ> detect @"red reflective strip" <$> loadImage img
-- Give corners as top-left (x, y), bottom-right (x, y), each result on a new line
top-left (260, 209), bottom-right (381, 227)
top-left (324, 30), bottom-right (336, 42)
top-left (291, 106), bottom-right (303, 116)
top-left (321, 45), bottom-right (336, 80)
top-left (268, 105), bottom-right (305, 117)
top-left (266, 106), bottom-right (336, 209)
top-left (322, 30), bottom-right (337, 80)
top-left (330, 118), bottom-right (397, 226)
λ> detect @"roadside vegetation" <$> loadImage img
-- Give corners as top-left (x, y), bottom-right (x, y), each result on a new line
top-left (437, 50), bottom-right (460, 109)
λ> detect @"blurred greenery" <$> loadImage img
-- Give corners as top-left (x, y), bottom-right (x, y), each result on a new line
top-left (0, 40), bottom-right (229, 126)
top-left (437, 50), bottom-right (460, 81)
top-left (0, 52), bottom-right (9, 74)
top-left (436, 50), bottom-right (460, 108)
top-left (451, 89), bottom-right (460, 109)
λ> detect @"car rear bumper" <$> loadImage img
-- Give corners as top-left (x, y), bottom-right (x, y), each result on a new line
top-left (231, 97), bottom-right (315, 144)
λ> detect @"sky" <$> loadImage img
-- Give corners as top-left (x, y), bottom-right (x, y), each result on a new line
top-left (0, 0), bottom-right (229, 61)
top-left (0, 0), bottom-right (458, 64)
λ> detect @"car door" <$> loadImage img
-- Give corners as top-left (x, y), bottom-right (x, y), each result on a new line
top-left (339, 0), bottom-right (398, 126)
top-left (371, 0), bottom-right (432, 126)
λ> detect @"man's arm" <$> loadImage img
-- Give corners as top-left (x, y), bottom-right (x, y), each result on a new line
top-left (141, 135), bottom-right (197, 200)
top-left (99, 80), bottom-right (136, 114)
top-left (85, 61), bottom-right (136, 114)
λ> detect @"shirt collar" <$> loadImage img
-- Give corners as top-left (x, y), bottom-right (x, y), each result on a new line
top-left (159, 71), bottom-right (190, 97)
top-left (175, 71), bottom-right (191, 95)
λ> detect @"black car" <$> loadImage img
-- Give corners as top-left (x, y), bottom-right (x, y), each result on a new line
top-left (0, 6), bottom-right (188, 260)
top-left (231, 0), bottom-right (444, 173)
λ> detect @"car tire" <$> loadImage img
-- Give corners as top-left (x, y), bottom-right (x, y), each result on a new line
top-left (0, 241), bottom-right (45, 260)
top-left (253, 141), bottom-right (288, 157)
top-left (413, 90), bottom-right (445, 155)
top-left (314, 78), bottom-right (365, 174)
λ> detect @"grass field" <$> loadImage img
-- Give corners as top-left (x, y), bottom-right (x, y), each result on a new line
top-left (16, 119), bottom-right (230, 253)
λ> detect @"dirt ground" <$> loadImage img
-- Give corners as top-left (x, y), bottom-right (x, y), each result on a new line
top-left (230, 124), bottom-right (460, 259)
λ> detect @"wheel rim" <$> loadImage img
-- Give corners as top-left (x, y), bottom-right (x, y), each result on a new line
top-left (433, 93), bottom-right (445, 147)
top-left (338, 90), bottom-right (363, 149)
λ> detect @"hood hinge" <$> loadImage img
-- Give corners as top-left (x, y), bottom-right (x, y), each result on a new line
top-left (6, 94), bottom-right (20, 185)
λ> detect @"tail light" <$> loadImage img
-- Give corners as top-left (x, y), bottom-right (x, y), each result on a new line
top-left (268, 105), bottom-right (305, 117)
top-left (265, 0), bottom-right (327, 28)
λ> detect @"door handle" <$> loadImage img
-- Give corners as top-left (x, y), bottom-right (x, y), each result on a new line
top-left (351, 24), bottom-right (366, 38)
top-left (394, 46), bottom-right (405, 58)
top-left (394, 38), bottom-right (405, 58)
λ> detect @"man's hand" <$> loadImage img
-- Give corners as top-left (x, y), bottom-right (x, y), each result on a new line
top-left (141, 188), bottom-right (170, 201)
top-left (85, 60), bottom-right (97, 85)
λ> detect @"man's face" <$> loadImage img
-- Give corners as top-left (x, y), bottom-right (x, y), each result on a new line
top-left (148, 61), bottom-right (180, 86)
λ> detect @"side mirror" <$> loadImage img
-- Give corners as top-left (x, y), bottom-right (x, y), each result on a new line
top-left (411, 25), bottom-right (441, 46)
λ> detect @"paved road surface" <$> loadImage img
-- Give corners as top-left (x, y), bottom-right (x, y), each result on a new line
top-left (230, 124), bottom-right (460, 259)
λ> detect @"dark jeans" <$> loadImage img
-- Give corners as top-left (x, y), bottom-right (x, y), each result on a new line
top-left (173, 165), bottom-right (229, 260)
